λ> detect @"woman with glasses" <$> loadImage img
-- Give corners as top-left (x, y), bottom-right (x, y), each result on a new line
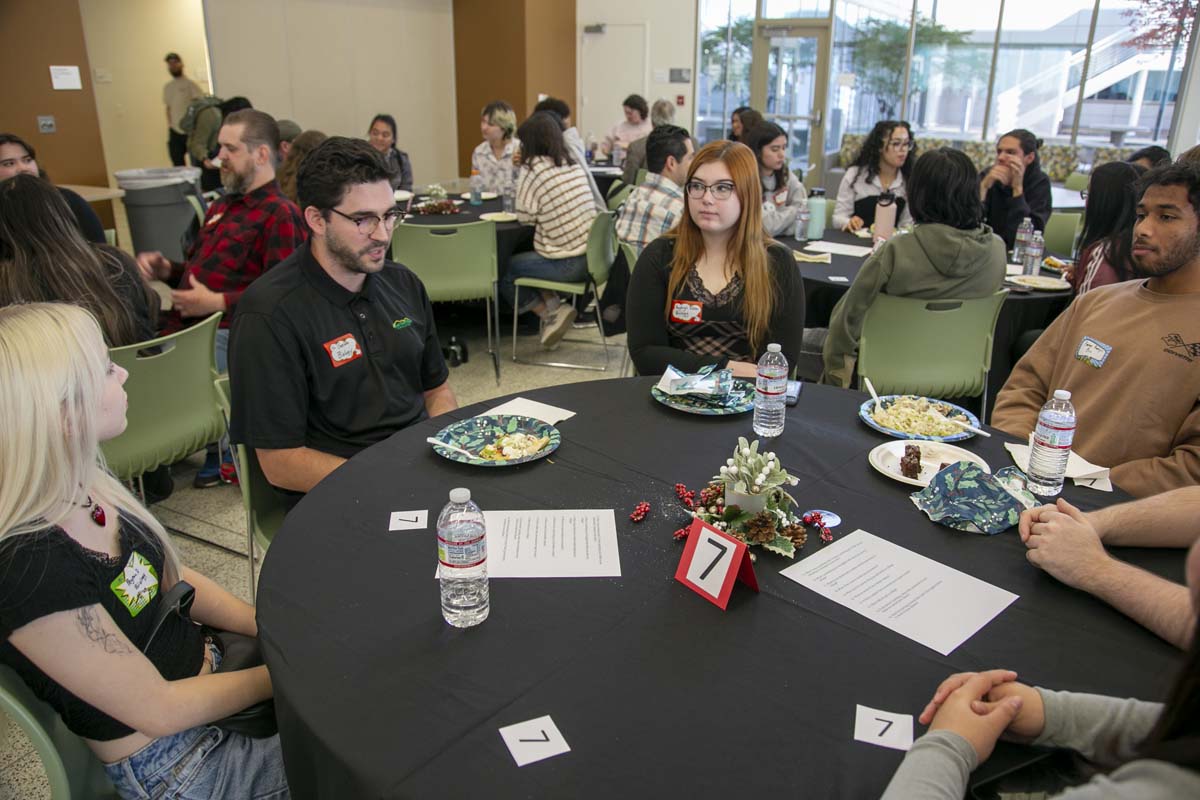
top-left (502, 112), bottom-right (599, 349)
top-left (979, 128), bottom-right (1052, 250)
top-left (746, 122), bottom-right (809, 238)
top-left (626, 140), bottom-right (805, 378)
top-left (1071, 160), bottom-right (1146, 294)
top-left (833, 120), bottom-right (915, 233)
top-left (366, 114), bottom-right (413, 192)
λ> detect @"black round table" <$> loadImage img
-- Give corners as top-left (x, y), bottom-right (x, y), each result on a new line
top-left (257, 379), bottom-right (1182, 799)
top-left (776, 229), bottom-right (1072, 417)
top-left (404, 196), bottom-right (533, 281)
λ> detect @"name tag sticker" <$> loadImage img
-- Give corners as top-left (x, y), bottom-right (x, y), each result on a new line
top-left (670, 300), bottom-right (703, 324)
top-left (324, 333), bottom-right (363, 367)
top-left (1075, 336), bottom-right (1111, 368)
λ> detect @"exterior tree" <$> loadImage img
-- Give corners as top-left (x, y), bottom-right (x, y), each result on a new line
top-left (850, 16), bottom-right (973, 118)
top-left (1123, 0), bottom-right (1196, 50)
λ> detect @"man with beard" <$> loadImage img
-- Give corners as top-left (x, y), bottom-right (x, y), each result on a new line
top-left (228, 137), bottom-right (456, 508)
top-left (163, 52), bottom-right (203, 166)
top-left (993, 162), bottom-right (1200, 497)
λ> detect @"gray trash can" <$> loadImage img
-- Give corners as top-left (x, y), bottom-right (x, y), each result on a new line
top-left (116, 167), bottom-right (204, 263)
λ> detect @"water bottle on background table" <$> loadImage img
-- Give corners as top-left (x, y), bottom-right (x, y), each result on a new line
top-left (1027, 390), bottom-right (1076, 497)
top-left (1013, 217), bottom-right (1034, 264)
top-left (468, 169), bottom-right (482, 206)
top-left (1023, 230), bottom-right (1045, 276)
top-left (795, 200), bottom-right (810, 245)
top-left (437, 488), bottom-right (489, 627)
top-left (753, 343), bottom-right (788, 438)
top-left (806, 188), bottom-right (827, 240)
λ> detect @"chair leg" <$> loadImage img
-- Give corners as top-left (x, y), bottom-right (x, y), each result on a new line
top-left (486, 286), bottom-right (500, 384)
top-left (511, 286), bottom-right (521, 363)
top-left (135, 475), bottom-right (147, 506)
top-left (980, 383), bottom-right (990, 426)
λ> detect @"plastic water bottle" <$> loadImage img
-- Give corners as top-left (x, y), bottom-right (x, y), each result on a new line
top-left (806, 189), bottom-right (827, 240)
top-left (1027, 390), bottom-right (1076, 496)
top-left (585, 131), bottom-right (595, 164)
top-left (468, 169), bottom-right (482, 206)
top-left (1023, 230), bottom-right (1045, 276)
top-left (1013, 217), bottom-right (1034, 263)
top-left (437, 488), bottom-right (489, 627)
top-left (753, 343), bottom-right (788, 437)
top-left (795, 201), bottom-right (810, 244)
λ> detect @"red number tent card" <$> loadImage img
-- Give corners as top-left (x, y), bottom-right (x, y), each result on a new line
top-left (674, 518), bottom-right (759, 609)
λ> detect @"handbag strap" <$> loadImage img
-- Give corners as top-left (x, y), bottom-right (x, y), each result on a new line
top-left (143, 580), bottom-right (195, 651)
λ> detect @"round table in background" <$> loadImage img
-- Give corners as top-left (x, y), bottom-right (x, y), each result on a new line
top-left (403, 196), bottom-right (533, 281)
top-left (257, 379), bottom-right (1181, 799)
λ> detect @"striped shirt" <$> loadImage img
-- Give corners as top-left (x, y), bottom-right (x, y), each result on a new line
top-left (471, 138), bottom-right (519, 194)
top-left (516, 157), bottom-right (598, 259)
top-left (615, 172), bottom-right (684, 255)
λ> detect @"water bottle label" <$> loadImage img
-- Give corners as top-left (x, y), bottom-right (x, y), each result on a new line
top-left (438, 534), bottom-right (486, 569)
top-left (1034, 419), bottom-right (1074, 449)
top-left (756, 373), bottom-right (787, 396)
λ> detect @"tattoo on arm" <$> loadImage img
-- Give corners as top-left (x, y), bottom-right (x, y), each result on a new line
top-left (75, 607), bottom-right (133, 655)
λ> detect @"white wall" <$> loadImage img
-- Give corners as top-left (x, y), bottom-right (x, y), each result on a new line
top-left (79, 0), bottom-right (212, 176)
top-left (203, 0), bottom-right (459, 185)
top-left (575, 0), bottom-right (697, 144)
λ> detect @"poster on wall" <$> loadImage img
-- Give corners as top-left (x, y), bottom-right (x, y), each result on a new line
top-left (49, 66), bottom-right (83, 91)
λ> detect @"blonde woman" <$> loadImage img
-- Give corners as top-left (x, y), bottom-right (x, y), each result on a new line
top-left (471, 100), bottom-right (519, 193)
top-left (626, 140), bottom-right (805, 377)
top-left (0, 304), bottom-right (288, 799)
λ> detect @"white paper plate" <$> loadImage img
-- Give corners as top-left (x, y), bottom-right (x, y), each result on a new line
top-left (479, 211), bottom-right (518, 222)
top-left (393, 189), bottom-right (414, 202)
top-left (1007, 274), bottom-right (1070, 291)
top-left (460, 191), bottom-right (499, 200)
top-left (868, 441), bottom-right (989, 488)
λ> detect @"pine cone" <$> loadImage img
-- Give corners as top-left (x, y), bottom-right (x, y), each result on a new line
top-left (783, 523), bottom-right (808, 548)
top-left (744, 511), bottom-right (777, 544)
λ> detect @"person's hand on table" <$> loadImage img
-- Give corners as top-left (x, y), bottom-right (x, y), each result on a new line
top-left (726, 360), bottom-right (758, 379)
top-left (919, 669), bottom-right (1017, 726)
top-left (974, 681), bottom-right (1045, 743)
top-left (843, 215), bottom-right (865, 233)
top-left (1023, 498), bottom-right (1111, 591)
top-left (925, 672), bottom-right (1025, 763)
top-left (170, 274), bottom-right (226, 318)
top-left (136, 251), bottom-right (172, 282)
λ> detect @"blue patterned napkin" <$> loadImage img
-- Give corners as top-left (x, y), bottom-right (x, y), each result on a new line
top-left (910, 463), bottom-right (1036, 534)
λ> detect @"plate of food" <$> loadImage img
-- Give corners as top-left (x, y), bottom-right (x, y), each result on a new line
top-left (868, 440), bottom-right (990, 487)
top-left (460, 191), bottom-right (499, 201)
top-left (1007, 274), bottom-right (1071, 291)
top-left (650, 380), bottom-right (756, 415)
top-left (1041, 255), bottom-right (1072, 274)
top-left (430, 415), bottom-right (560, 466)
top-left (859, 395), bottom-right (980, 442)
top-left (412, 199), bottom-right (463, 216)
top-left (479, 211), bottom-right (518, 223)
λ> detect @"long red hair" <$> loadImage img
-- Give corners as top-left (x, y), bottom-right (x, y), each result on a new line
top-left (665, 140), bottom-right (776, 356)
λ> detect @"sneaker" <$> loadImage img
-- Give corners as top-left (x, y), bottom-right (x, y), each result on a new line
top-left (193, 451), bottom-right (223, 489)
top-left (539, 305), bottom-right (577, 349)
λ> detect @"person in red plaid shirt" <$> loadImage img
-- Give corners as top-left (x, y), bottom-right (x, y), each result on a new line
top-left (136, 109), bottom-right (306, 487)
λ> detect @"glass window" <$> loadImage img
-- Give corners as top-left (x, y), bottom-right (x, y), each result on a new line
top-left (696, 0), bottom-right (758, 143)
top-left (907, 1), bottom-right (1001, 141)
top-left (764, 33), bottom-right (821, 173)
top-left (762, 0), bottom-right (831, 19)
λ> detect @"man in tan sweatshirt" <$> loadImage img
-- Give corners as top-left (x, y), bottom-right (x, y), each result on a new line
top-left (993, 162), bottom-right (1200, 497)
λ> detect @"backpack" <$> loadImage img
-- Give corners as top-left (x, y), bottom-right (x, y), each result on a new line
top-left (180, 96), bottom-right (223, 135)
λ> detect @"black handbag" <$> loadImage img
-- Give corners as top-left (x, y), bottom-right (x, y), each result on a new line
top-left (144, 580), bottom-right (278, 738)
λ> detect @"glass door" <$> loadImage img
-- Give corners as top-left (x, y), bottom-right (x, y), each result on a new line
top-left (750, 23), bottom-right (830, 180)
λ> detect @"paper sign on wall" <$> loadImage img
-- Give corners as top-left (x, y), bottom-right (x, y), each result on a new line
top-left (674, 518), bottom-right (758, 609)
top-left (49, 66), bottom-right (82, 91)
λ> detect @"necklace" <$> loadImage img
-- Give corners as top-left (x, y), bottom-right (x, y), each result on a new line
top-left (79, 496), bottom-right (107, 527)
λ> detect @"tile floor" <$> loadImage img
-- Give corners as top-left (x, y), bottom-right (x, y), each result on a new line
top-left (0, 304), bottom-right (627, 798)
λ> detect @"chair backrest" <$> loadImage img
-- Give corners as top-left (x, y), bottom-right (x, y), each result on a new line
top-left (1043, 211), bottom-right (1081, 258)
top-left (586, 212), bottom-right (617, 288)
top-left (607, 184), bottom-right (633, 211)
top-left (635, 168), bottom-right (648, 186)
top-left (619, 241), bottom-right (640, 277)
top-left (858, 290), bottom-right (1009, 399)
top-left (1063, 172), bottom-right (1089, 191)
top-left (0, 665), bottom-right (116, 799)
top-left (101, 313), bottom-right (225, 481)
top-left (605, 179), bottom-right (626, 200)
top-left (214, 377), bottom-right (285, 552)
top-left (389, 220), bottom-right (498, 302)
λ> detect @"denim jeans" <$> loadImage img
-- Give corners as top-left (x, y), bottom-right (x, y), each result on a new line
top-left (500, 251), bottom-right (589, 314)
top-left (214, 328), bottom-right (229, 374)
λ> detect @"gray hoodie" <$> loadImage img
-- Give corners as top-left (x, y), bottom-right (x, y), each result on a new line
top-left (821, 222), bottom-right (1006, 388)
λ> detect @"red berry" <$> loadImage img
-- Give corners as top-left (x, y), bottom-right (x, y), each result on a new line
top-left (802, 513), bottom-right (814, 525)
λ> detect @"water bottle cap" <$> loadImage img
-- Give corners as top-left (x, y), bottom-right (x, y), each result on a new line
top-left (1053, 389), bottom-right (1071, 401)
top-left (449, 487), bottom-right (471, 504)
top-left (767, 343), bottom-right (782, 353)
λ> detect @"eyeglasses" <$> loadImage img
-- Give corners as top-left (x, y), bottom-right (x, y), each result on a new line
top-left (887, 139), bottom-right (914, 151)
top-left (1080, 189), bottom-right (1089, 201)
top-left (329, 206), bottom-right (404, 235)
top-left (685, 180), bottom-right (736, 201)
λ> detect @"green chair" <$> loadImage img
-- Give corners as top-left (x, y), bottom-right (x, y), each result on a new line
top-left (1044, 211), bottom-right (1082, 259)
top-left (618, 241), bottom-right (641, 377)
top-left (1063, 172), bottom-right (1089, 191)
top-left (605, 179), bottom-right (626, 200)
top-left (512, 212), bottom-right (615, 370)
top-left (857, 290), bottom-right (1009, 423)
top-left (607, 184), bottom-right (633, 211)
top-left (635, 168), bottom-right (648, 186)
top-left (103, 228), bottom-right (116, 247)
top-left (101, 313), bottom-right (224, 499)
top-left (214, 377), bottom-right (286, 601)
top-left (0, 666), bottom-right (117, 799)
top-left (390, 220), bottom-right (500, 382)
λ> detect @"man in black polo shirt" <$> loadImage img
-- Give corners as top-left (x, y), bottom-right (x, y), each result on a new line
top-left (229, 137), bottom-right (456, 507)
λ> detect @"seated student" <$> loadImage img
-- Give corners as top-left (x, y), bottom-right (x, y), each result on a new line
top-left (621, 98), bottom-right (676, 186)
top-left (881, 536), bottom-right (1200, 800)
top-left (502, 112), bottom-right (599, 348)
top-left (277, 129), bottom-right (327, 205)
top-left (615, 124), bottom-right (694, 254)
top-left (1179, 144), bottom-right (1200, 166)
top-left (602, 94), bottom-right (653, 157)
top-left (1019, 487), bottom-right (1200, 649)
top-left (276, 119), bottom-right (302, 162)
top-left (1128, 145), bottom-right (1172, 170)
top-left (821, 148), bottom-right (1006, 388)
top-left (0, 132), bottom-right (105, 244)
top-left (229, 137), bottom-right (456, 509)
top-left (1070, 160), bottom-right (1145, 294)
top-left (626, 140), bottom-right (805, 378)
top-left (728, 106), bottom-right (763, 143)
top-left (471, 100), bottom-right (519, 194)
top-left (992, 162), bottom-right (1200, 498)
top-left (532, 97), bottom-right (605, 210)
top-left (367, 114), bottom-right (413, 192)
top-left (746, 121), bottom-right (809, 238)
top-left (0, 174), bottom-right (157, 346)
top-left (833, 120), bottom-right (914, 232)
top-left (979, 128), bottom-right (1052, 250)
top-left (0, 303), bottom-right (286, 800)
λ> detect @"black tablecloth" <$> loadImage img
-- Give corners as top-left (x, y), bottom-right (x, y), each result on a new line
top-left (589, 166), bottom-right (623, 198)
top-left (403, 197), bottom-right (533, 282)
top-left (257, 379), bottom-right (1182, 799)
top-left (776, 230), bottom-right (1072, 417)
